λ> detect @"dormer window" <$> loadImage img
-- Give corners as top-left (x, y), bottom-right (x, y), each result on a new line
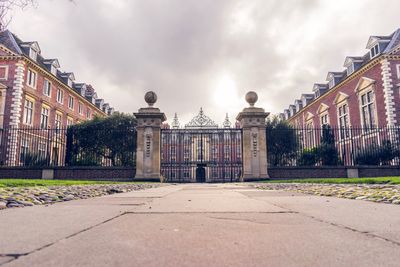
top-left (50, 65), bottom-right (57, 76)
top-left (328, 78), bottom-right (335, 89)
top-left (29, 49), bottom-right (38, 61)
top-left (370, 44), bottom-right (380, 58)
top-left (67, 78), bottom-right (73, 87)
top-left (346, 63), bottom-right (354, 76)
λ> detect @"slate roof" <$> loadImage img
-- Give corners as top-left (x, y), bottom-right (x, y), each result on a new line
top-left (284, 28), bottom-right (400, 118)
top-left (0, 30), bottom-right (114, 113)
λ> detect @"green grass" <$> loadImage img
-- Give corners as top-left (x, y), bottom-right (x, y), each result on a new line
top-left (262, 177), bottom-right (400, 185)
top-left (0, 179), bottom-right (140, 188)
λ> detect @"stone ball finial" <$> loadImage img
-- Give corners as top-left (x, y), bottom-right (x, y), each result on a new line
top-left (245, 91), bottom-right (258, 107)
top-left (144, 91), bottom-right (157, 107)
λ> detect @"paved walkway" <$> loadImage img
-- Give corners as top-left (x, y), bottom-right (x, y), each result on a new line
top-left (0, 183), bottom-right (400, 267)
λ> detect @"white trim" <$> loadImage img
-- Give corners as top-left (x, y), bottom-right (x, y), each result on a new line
top-left (381, 59), bottom-right (397, 125)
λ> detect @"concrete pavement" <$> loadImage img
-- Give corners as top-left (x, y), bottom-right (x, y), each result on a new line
top-left (0, 183), bottom-right (399, 266)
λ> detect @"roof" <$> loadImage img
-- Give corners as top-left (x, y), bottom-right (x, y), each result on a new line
top-left (284, 28), bottom-right (400, 119)
top-left (0, 29), bottom-right (112, 114)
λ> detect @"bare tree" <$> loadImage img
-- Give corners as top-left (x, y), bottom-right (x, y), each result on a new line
top-left (0, 0), bottom-right (37, 31)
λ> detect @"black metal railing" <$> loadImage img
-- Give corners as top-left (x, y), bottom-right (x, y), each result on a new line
top-left (0, 126), bottom-right (137, 167)
top-left (266, 125), bottom-right (400, 167)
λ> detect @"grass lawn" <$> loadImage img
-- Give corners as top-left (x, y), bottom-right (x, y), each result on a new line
top-left (0, 179), bottom-right (140, 188)
top-left (262, 177), bottom-right (400, 185)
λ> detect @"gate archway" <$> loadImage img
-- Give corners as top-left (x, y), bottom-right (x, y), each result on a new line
top-left (161, 109), bottom-right (243, 183)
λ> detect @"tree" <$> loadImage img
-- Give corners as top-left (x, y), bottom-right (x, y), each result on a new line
top-left (65, 113), bottom-right (137, 167)
top-left (266, 116), bottom-right (299, 166)
top-left (0, 0), bottom-right (36, 31)
top-left (318, 124), bottom-right (340, 165)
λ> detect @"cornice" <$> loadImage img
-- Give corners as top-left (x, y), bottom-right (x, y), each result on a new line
top-left (0, 54), bottom-right (106, 116)
top-left (288, 55), bottom-right (383, 123)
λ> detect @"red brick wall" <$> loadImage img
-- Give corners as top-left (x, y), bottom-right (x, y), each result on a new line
top-left (289, 60), bottom-right (387, 128)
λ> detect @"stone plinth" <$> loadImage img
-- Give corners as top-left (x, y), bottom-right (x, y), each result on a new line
top-left (134, 106), bottom-right (166, 182)
top-left (236, 92), bottom-right (270, 181)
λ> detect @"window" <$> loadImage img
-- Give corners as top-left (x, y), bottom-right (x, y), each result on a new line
top-left (50, 65), bottom-right (57, 76)
top-left (23, 99), bottom-right (34, 125)
top-left (306, 121), bottom-right (315, 147)
top-left (56, 89), bottom-right (64, 104)
top-left (38, 142), bottom-right (47, 160)
top-left (328, 78), bottom-right (335, 89)
top-left (67, 117), bottom-right (74, 127)
top-left (360, 90), bottom-right (376, 129)
top-left (0, 66), bottom-right (9, 80)
top-left (68, 96), bottom-right (74, 109)
top-left (67, 78), bottom-right (73, 87)
top-left (370, 44), bottom-right (380, 59)
top-left (396, 64), bottom-right (400, 79)
top-left (347, 64), bottom-right (354, 76)
top-left (20, 138), bottom-right (29, 162)
top-left (320, 113), bottom-right (329, 126)
top-left (29, 49), bottom-right (38, 61)
top-left (55, 113), bottom-right (62, 129)
top-left (78, 102), bottom-right (83, 115)
top-left (43, 79), bottom-right (51, 96)
top-left (86, 108), bottom-right (91, 119)
top-left (40, 106), bottom-right (50, 129)
top-left (27, 69), bottom-right (37, 88)
top-left (338, 103), bottom-right (350, 139)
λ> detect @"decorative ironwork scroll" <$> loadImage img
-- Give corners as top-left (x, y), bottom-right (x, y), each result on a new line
top-left (185, 108), bottom-right (218, 128)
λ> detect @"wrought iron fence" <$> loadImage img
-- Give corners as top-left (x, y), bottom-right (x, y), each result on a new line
top-left (0, 126), bottom-right (137, 167)
top-left (266, 125), bottom-right (400, 167)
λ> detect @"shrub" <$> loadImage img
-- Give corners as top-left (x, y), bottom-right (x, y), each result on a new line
top-left (21, 152), bottom-right (48, 167)
top-left (298, 148), bottom-right (319, 166)
top-left (354, 140), bottom-right (395, 165)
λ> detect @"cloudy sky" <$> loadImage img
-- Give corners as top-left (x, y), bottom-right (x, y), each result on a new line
top-left (8, 0), bottom-right (400, 126)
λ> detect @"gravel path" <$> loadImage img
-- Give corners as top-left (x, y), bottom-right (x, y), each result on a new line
top-left (254, 183), bottom-right (400, 205)
top-left (0, 183), bottom-right (162, 209)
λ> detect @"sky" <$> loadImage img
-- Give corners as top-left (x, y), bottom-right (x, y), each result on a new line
top-left (8, 0), bottom-right (400, 126)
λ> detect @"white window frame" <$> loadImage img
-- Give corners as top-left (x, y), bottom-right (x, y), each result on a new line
top-left (68, 95), bottom-right (74, 110)
top-left (55, 112), bottom-right (62, 129)
top-left (346, 63), bottom-right (354, 76)
top-left (370, 44), bottom-right (380, 59)
top-left (27, 68), bottom-right (37, 89)
top-left (78, 102), bottom-right (84, 115)
top-left (40, 106), bottom-right (50, 129)
top-left (56, 88), bottom-right (64, 104)
top-left (37, 141), bottom-right (47, 160)
top-left (396, 64), bottom-right (400, 79)
top-left (359, 90), bottom-right (377, 130)
top-left (320, 112), bottom-right (329, 126)
top-left (328, 78), bottom-right (335, 89)
top-left (305, 121), bottom-right (315, 148)
top-left (337, 103), bottom-right (351, 140)
top-left (29, 48), bottom-right (38, 61)
top-left (43, 79), bottom-right (51, 97)
top-left (23, 99), bottom-right (34, 125)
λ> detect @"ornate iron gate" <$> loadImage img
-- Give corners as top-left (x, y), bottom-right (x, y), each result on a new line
top-left (161, 128), bottom-right (243, 183)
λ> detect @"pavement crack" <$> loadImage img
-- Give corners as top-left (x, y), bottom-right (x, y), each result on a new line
top-left (207, 216), bottom-right (272, 225)
top-left (0, 212), bottom-right (128, 266)
top-left (252, 198), bottom-right (400, 248)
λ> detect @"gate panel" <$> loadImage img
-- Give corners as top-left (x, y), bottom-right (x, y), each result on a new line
top-left (161, 128), bottom-right (242, 183)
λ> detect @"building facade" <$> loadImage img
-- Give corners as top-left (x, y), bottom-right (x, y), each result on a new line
top-left (0, 30), bottom-right (114, 165)
top-left (282, 28), bottom-right (400, 131)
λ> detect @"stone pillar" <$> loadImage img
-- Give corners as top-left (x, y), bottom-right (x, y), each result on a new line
top-left (134, 91), bottom-right (166, 181)
top-left (236, 91), bottom-right (270, 181)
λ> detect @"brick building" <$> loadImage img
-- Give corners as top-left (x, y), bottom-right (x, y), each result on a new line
top-left (282, 28), bottom-right (400, 131)
top-left (0, 30), bottom-right (115, 165)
